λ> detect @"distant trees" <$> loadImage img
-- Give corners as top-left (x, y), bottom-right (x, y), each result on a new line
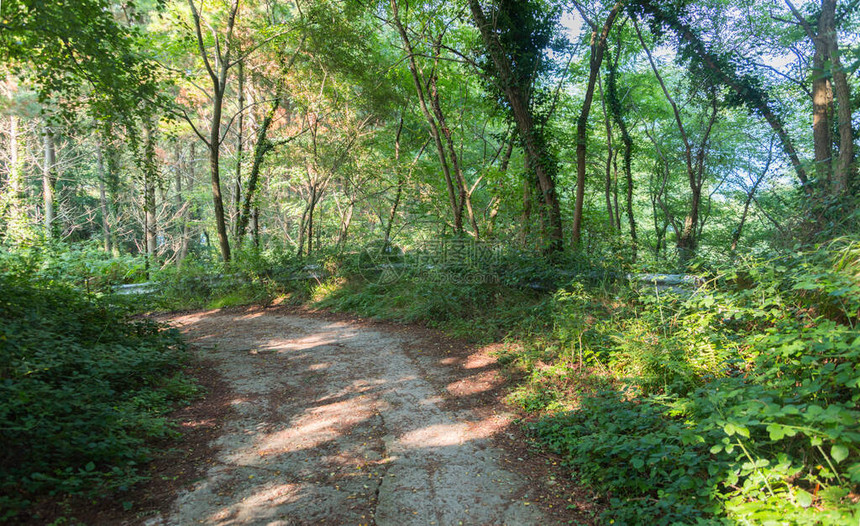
top-left (1, 0), bottom-right (855, 268)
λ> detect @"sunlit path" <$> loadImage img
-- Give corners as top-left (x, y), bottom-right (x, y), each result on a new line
top-left (147, 309), bottom-right (547, 526)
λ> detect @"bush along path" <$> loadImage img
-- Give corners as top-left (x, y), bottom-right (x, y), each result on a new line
top-left (136, 306), bottom-right (593, 525)
top-left (0, 275), bottom-right (199, 522)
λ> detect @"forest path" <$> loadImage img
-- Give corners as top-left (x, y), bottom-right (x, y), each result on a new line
top-left (151, 307), bottom-right (554, 526)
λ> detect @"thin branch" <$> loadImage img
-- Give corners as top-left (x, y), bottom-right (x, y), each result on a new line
top-left (783, 0), bottom-right (816, 41)
top-left (187, 0), bottom-right (218, 83)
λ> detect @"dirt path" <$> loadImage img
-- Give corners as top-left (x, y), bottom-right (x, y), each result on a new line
top-left (144, 307), bottom-right (559, 526)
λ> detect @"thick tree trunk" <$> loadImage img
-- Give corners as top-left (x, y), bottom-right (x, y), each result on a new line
top-left (42, 124), bottom-right (56, 237)
top-left (811, 2), bottom-right (834, 185)
top-left (209, 91), bottom-right (231, 261)
top-left (819, 0), bottom-right (855, 194)
top-left (469, 0), bottom-right (563, 253)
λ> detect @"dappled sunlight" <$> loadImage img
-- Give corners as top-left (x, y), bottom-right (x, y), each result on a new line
top-left (201, 481), bottom-right (309, 525)
top-left (163, 310), bottom-right (540, 525)
top-left (397, 422), bottom-right (468, 448)
top-left (462, 350), bottom-right (496, 369)
top-left (252, 397), bottom-right (375, 459)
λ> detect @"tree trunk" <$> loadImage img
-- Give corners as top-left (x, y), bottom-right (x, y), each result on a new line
top-left (811, 2), bottom-right (834, 186)
top-left (486, 139), bottom-right (514, 238)
top-left (209, 90), bottom-right (231, 261)
top-left (390, 0), bottom-right (463, 233)
top-left (251, 206), bottom-right (259, 246)
top-left (237, 98), bottom-right (279, 241)
top-left (42, 124), bottom-right (56, 237)
top-left (96, 141), bottom-right (112, 253)
top-left (612, 150), bottom-right (621, 231)
top-left (233, 59), bottom-right (244, 236)
top-left (469, 0), bottom-right (563, 253)
top-left (607, 49), bottom-right (638, 259)
top-left (428, 58), bottom-right (477, 237)
top-left (187, 0), bottom-right (238, 262)
top-left (384, 117), bottom-right (405, 247)
top-left (820, 0), bottom-right (854, 194)
top-left (6, 115), bottom-right (24, 231)
top-left (637, 3), bottom-right (810, 189)
top-left (175, 142), bottom-right (190, 265)
top-left (637, 19), bottom-right (717, 262)
top-left (143, 121), bottom-right (158, 262)
top-left (307, 186), bottom-right (316, 256)
top-left (732, 136), bottom-right (775, 251)
top-left (337, 198), bottom-right (354, 248)
top-left (598, 74), bottom-right (615, 231)
top-left (572, 2), bottom-right (624, 246)
top-left (9, 116), bottom-right (21, 202)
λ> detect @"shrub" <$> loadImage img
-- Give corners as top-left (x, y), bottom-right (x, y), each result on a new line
top-left (0, 273), bottom-right (198, 519)
top-left (529, 244), bottom-right (860, 524)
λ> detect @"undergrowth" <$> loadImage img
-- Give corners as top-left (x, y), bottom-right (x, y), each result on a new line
top-left (0, 272), bottom-right (199, 520)
top-left (108, 238), bottom-right (860, 523)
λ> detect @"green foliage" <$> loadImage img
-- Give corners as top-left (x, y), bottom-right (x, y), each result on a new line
top-left (1, 0), bottom-right (162, 121)
top-left (0, 272), bottom-right (198, 519)
top-left (0, 241), bottom-right (147, 291)
top-left (528, 242), bottom-right (860, 523)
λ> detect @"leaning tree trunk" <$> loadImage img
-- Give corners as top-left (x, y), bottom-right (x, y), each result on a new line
top-left (236, 98), bottom-right (279, 241)
top-left (469, 0), bottom-right (563, 253)
top-left (390, 0), bottom-right (462, 233)
top-left (572, 2), bottom-right (623, 246)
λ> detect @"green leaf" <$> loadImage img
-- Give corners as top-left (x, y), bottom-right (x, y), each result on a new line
top-left (631, 458), bottom-right (644, 469)
top-left (831, 444), bottom-right (849, 464)
top-left (795, 489), bottom-right (813, 508)
top-left (766, 424), bottom-right (785, 440)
